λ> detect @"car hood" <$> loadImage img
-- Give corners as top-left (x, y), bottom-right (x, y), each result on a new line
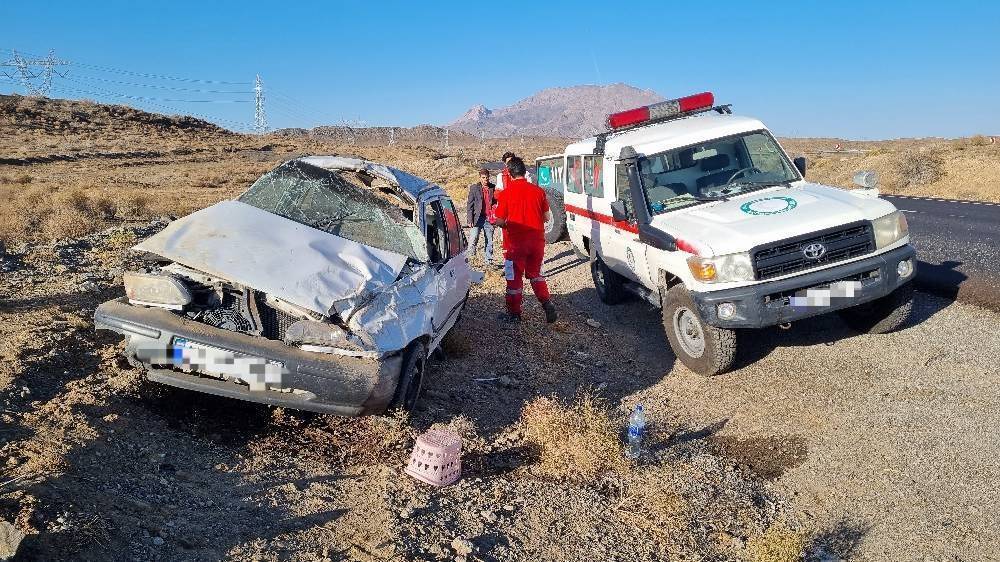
top-left (650, 182), bottom-right (897, 255)
top-left (135, 200), bottom-right (409, 317)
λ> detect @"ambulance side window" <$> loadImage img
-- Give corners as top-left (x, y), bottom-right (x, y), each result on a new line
top-left (583, 156), bottom-right (604, 197)
top-left (616, 164), bottom-right (634, 219)
top-left (566, 156), bottom-right (583, 194)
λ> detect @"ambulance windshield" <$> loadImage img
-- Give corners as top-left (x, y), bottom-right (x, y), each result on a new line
top-left (639, 130), bottom-right (799, 214)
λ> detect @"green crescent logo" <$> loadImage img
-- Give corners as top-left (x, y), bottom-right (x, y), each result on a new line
top-left (740, 196), bottom-right (798, 216)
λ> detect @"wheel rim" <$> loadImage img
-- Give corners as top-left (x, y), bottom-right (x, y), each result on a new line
top-left (673, 306), bottom-right (706, 358)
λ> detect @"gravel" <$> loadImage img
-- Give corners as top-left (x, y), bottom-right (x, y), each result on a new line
top-left (541, 240), bottom-right (1000, 561)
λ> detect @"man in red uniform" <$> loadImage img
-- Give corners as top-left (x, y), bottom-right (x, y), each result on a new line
top-left (493, 157), bottom-right (558, 323)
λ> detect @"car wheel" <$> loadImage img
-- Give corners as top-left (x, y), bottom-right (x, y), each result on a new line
top-left (591, 249), bottom-right (627, 305)
top-left (544, 204), bottom-right (567, 244)
top-left (388, 341), bottom-right (427, 412)
top-left (661, 284), bottom-right (738, 376)
top-left (838, 282), bottom-right (914, 334)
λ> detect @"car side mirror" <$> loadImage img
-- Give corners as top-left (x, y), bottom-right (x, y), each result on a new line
top-left (793, 156), bottom-right (807, 178)
top-left (610, 200), bottom-right (629, 222)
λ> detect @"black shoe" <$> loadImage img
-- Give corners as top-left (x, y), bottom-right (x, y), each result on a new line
top-left (542, 300), bottom-right (558, 323)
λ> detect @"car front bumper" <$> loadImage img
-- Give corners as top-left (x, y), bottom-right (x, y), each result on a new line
top-left (94, 297), bottom-right (402, 416)
top-left (691, 244), bottom-right (917, 329)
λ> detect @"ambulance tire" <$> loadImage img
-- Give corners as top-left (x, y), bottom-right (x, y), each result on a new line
top-left (388, 341), bottom-right (427, 412)
top-left (661, 285), bottom-right (738, 376)
top-left (838, 281), bottom-right (914, 334)
top-left (591, 250), bottom-right (627, 305)
top-left (544, 205), bottom-right (567, 244)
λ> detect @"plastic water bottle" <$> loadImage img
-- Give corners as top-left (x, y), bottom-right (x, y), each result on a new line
top-left (626, 404), bottom-right (646, 459)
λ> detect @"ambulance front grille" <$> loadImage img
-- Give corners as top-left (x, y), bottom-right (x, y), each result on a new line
top-left (751, 222), bottom-right (875, 280)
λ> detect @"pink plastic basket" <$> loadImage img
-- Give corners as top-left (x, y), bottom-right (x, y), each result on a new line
top-left (405, 428), bottom-right (462, 487)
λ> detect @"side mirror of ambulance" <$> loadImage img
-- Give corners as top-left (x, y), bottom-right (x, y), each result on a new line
top-left (610, 200), bottom-right (629, 222)
top-left (850, 170), bottom-right (880, 198)
top-left (793, 156), bottom-right (807, 178)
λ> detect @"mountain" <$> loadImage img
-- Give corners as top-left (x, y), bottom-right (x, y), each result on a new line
top-left (447, 83), bottom-right (665, 139)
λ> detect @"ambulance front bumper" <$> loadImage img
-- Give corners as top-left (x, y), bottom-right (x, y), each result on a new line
top-left (691, 244), bottom-right (916, 329)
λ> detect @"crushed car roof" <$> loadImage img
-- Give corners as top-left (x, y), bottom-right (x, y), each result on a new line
top-left (296, 156), bottom-right (437, 201)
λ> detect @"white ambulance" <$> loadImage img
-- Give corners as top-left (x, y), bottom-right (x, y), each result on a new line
top-left (546, 92), bottom-right (915, 375)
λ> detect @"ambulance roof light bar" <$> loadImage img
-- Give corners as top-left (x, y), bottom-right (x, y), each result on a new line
top-left (595, 92), bottom-right (731, 155)
top-left (606, 92), bottom-right (721, 131)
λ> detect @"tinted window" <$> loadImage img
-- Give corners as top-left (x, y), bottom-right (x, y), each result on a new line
top-left (439, 198), bottom-right (464, 258)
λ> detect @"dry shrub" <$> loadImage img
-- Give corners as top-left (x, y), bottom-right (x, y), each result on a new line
top-left (44, 188), bottom-right (105, 240)
top-left (342, 408), bottom-right (414, 466)
top-left (431, 413), bottom-right (486, 453)
top-left (0, 185), bottom-right (51, 245)
top-left (745, 522), bottom-right (807, 562)
top-left (117, 192), bottom-right (150, 219)
top-left (519, 391), bottom-right (627, 482)
top-left (615, 467), bottom-right (687, 538)
top-left (897, 150), bottom-right (944, 188)
top-left (14, 173), bottom-right (32, 185)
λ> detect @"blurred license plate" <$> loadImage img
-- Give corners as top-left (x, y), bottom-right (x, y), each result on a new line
top-left (171, 337), bottom-right (284, 390)
top-left (789, 281), bottom-right (862, 307)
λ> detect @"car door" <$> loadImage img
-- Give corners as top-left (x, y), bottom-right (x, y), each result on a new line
top-left (604, 162), bottom-right (654, 287)
top-left (423, 197), bottom-right (471, 336)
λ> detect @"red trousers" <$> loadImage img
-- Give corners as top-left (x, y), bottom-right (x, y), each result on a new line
top-left (503, 238), bottom-right (551, 316)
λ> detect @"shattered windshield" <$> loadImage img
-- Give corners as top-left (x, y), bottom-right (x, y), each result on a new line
top-left (639, 130), bottom-right (799, 214)
top-left (239, 160), bottom-right (427, 261)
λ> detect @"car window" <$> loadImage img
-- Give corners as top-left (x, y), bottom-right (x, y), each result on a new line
top-left (566, 156), bottom-right (583, 194)
top-left (439, 198), bottom-right (465, 258)
top-left (583, 156), bottom-right (604, 197)
top-left (239, 160), bottom-right (428, 261)
top-left (424, 201), bottom-right (447, 264)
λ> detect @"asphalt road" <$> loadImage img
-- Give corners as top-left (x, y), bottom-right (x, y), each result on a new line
top-left (883, 195), bottom-right (1000, 310)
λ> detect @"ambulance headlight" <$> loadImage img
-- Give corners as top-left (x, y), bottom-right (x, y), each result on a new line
top-left (687, 252), bottom-right (754, 283)
top-left (873, 211), bottom-right (908, 249)
top-left (123, 272), bottom-right (192, 310)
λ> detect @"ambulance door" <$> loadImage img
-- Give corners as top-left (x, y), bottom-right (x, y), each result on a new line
top-left (603, 161), bottom-right (652, 286)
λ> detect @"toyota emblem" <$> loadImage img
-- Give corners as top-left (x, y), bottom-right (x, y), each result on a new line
top-left (802, 243), bottom-right (827, 260)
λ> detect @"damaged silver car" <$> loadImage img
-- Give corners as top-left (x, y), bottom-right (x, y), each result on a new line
top-left (95, 156), bottom-right (474, 415)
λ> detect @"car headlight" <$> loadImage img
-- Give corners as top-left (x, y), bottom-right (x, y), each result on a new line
top-left (687, 252), bottom-right (754, 283)
top-left (123, 272), bottom-right (192, 310)
top-left (873, 211), bottom-right (908, 249)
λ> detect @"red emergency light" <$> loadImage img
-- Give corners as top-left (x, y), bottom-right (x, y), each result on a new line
top-left (606, 92), bottom-right (716, 130)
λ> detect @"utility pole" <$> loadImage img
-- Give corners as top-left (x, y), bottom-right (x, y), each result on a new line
top-left (1, 49), bottom-right (68, 96)
top-left (254, 74), bottom-right (267, 134)
top-left (388, 127), bottom-right (396, 146)
top-left (443, 128), bottom-right (449, 150)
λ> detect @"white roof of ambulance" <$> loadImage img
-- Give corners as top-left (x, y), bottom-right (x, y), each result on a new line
top-left (565, 113), bottom-right (767, 159)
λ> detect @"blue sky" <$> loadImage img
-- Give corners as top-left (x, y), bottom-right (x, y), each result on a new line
top-left (2, 0), bottom-right (998, 139)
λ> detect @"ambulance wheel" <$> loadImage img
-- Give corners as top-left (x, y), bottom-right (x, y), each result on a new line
top-left (544, 205), bottom-right (567, 244)
top-left (388, 341), bottom-right (427, 412)
top-left (838, 282), bottom-right (914, 334)
top-left (661, 285), bottom-right (737, 376)
top-left (591, 250), bottom-right (627, 305)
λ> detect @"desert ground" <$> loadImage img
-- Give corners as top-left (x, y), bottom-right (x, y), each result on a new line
top-left (2, 94), bottom-right (1000, 561)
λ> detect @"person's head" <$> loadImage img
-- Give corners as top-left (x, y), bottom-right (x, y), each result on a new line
top-left (501, 151), bottom-right (516, 165)
top-left (478, 168), bottom-right (490, 186)
top-left (507, 156), bottom-right (526, 179)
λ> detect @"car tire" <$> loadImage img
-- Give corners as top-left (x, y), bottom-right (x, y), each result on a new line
top-left (544, 200), bottom-right (567, 244)
top-left (838, 282), bottom-right (915, 334)
top-left (591, 249), bottom-right (628, 305)
top-left (388, 341), bottom-right (427, 412)
top-left (661, 284), bottom-right (738, 376)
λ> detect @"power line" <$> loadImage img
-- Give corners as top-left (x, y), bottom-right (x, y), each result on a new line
top-left (66, 73), bottom-right (253, 94)
top-left (61, 77), bottom-right (252, 103)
